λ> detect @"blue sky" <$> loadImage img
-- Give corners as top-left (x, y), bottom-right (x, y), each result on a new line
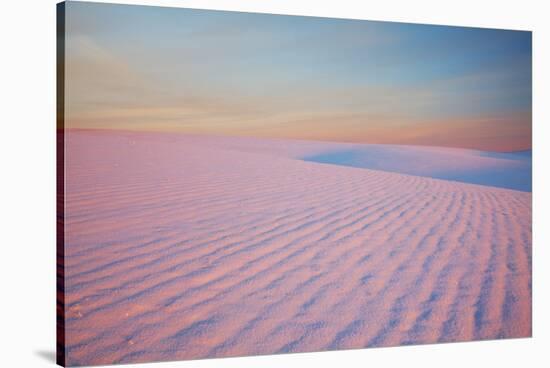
top-left (64, 1), bottom-right (532, 151)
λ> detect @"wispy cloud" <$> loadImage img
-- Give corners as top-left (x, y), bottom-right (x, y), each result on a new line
top-left (63, 2), bottom-right (532, 151)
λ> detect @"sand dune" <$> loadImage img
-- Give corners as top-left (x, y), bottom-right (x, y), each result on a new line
top-left (302, 145), bottom-right (531, 192)
top-left (62, 130), bottom-right (531, 366)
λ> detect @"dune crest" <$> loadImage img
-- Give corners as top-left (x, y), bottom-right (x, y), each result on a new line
top-left (301, 146), bottom-right (531, 192)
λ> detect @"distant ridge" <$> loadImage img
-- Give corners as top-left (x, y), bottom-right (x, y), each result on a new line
top-left (302, 145), bottom-right (532, 192)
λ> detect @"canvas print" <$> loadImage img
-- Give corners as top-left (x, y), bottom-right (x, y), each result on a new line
top-left (57, 1), bottom-right (532, 366)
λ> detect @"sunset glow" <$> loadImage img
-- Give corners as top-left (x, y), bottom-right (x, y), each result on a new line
top-left (64, 2), bottom-right (531, 151)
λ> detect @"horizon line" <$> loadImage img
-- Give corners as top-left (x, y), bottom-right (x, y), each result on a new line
top-left (59, 127), bottom-right (533, 153)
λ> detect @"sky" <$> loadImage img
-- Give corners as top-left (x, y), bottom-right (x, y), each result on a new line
top-left (63, 1), bottom-right (532, 151)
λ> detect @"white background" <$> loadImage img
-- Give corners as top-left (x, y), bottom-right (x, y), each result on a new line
top-left (0, 0), bottom-right (548, 367)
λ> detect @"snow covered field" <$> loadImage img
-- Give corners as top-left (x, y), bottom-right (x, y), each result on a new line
top-left (62, 130), bottom-right (532, 366)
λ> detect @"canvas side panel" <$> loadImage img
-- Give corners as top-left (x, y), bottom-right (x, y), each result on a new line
top-left (56, 2), bottom-right (66, 367)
